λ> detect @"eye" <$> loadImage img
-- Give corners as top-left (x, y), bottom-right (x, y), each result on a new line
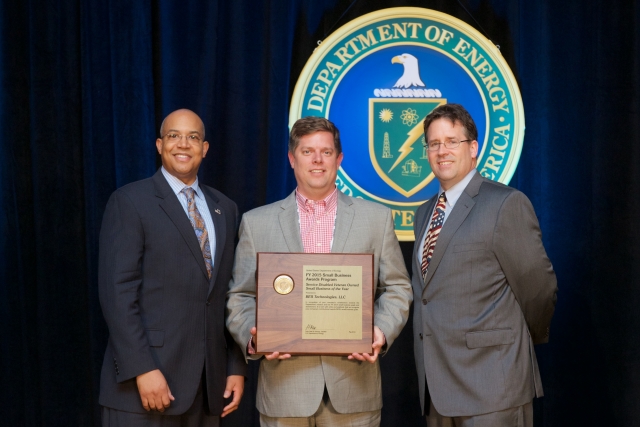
top-left (188, 134), bottom-right (201, 142)
top-left (302, 149), bottom-right (311, 155)
top-left (168, 133), bottom-right (179, 140)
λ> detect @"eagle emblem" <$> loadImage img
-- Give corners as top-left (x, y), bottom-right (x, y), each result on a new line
top-left (392, 54), bottom-right (426, 88)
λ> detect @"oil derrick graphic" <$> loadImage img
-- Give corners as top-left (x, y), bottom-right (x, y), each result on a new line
top-left (382, 132), bottom-right (393, 158)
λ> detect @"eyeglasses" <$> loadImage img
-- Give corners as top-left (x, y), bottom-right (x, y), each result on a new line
top-left (162, 133), bottom-right (203, 144)
top-left (423, 139), bottom-right (471, 151)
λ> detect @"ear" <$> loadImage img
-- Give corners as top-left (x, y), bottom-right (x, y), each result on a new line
top-left (202, 141), bottom-right (209, 158)
top-left (156, 138), bottom-right (163, 155)
top-left (469, 140), bottom-right (479, 159)
top-left (336, 152), bottom-right (344, 168)
top-left (288, 151), bottom-right (295, 168)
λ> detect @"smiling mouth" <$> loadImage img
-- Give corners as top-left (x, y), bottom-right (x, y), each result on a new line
top-left (174, 153), bottom-right (192, 160)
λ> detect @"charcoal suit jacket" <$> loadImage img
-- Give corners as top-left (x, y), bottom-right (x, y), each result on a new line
top-left (412, 172), bottom-right (557, 416)
top-left (98, 169), bottom-right (245, 415)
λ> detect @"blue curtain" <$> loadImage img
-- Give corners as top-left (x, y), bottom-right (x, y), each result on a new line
top-left (1, 0), bottom-right (638, 425)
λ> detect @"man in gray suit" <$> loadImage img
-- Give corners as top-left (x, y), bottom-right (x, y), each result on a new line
top-left (226, 116), bottom-right (412, 426)
top-left (412, 104), bottom-right (557, 426)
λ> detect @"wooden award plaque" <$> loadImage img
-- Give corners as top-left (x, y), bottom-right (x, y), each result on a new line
top-left (255, 252), bottom-right (374, 355)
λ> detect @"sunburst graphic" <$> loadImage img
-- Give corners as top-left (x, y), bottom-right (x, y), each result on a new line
top-left (401, 108), bottom-right (419, 126)
top-left (379, 108), bottom-right (393, 123)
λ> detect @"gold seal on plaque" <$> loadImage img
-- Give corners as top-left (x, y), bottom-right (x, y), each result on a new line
top-left (273, 274), bottom-right (294, 295)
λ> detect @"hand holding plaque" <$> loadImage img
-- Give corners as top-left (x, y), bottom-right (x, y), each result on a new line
top-left (249, 326), bottom-right (291, 360)
top-left (347, 325), bottom-right (385, 363)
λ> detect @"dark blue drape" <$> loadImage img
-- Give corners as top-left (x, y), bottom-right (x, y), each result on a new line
top-left (1, 0), bottom-right (638, 426)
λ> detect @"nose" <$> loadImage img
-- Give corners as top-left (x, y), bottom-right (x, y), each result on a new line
top-left (176, 135), bottom-right (189, 147)
top-left (312, 150), bottom-right (323, 163)
top-left (434, 143), bottom-right (450, 154)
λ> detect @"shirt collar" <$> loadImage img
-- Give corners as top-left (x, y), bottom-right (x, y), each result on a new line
top-left (161, 166), bottom-right (203, 200)
top-left (439, 169), bottom-right (476, 208)
top-left (295, 187), bottom-right (338, 212)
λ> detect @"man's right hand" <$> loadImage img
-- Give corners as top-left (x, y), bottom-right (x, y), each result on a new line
top-left (249, 326), bottom-right (291, 360)
top-left (136, 369), bottom-right (175, 412)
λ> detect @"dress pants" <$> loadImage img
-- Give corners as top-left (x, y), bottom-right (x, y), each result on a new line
top-left (426, 399), bottom-right (533, 427)
top-left (259, 388), bottom-right (380, 427)
top-left (101, 378), bottom-right (219, 427)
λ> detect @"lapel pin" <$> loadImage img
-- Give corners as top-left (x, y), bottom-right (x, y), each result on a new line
top-left (215, 209), bottom-right (221, 214)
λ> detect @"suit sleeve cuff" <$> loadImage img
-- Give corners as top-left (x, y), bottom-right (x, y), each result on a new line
top-left (227, 341), bottom-right (248, 376)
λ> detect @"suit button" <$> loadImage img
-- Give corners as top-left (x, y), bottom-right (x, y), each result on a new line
top-left (419, 333), bottom-right (423, 340)
top-left (422, 299), bottom-right (428, 305)
top-left (206, 301), bottom-right (210, 306)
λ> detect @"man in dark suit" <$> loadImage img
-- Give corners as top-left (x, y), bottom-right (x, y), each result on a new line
top-left (412, 104), bottom-right (557, 426)
top-left (98, 109), bottom-right (245, 427)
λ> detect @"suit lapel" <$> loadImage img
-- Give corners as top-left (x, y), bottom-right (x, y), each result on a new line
top-left (422, 173), bottom-right (482, 289)
top-left (202, 187), bottom-right (225, 296)
top-left (279, 192), bottom-right (303, 252)
top-left (331, 192), bottom-right (354, 253)
top-left (154, 171), bottom-right (211, 282)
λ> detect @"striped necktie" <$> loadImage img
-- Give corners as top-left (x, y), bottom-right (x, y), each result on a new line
top-left (421, 192), bottom-right (446, 279)
top-left (181, 187), bottom-right (213, 279)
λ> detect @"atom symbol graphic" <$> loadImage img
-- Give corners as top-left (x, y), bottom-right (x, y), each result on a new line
top-left (400, 108), bottom-right (419, 126)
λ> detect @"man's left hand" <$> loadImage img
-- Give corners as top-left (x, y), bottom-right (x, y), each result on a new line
top-left (348, 326), bottom-right (386, 364)
top-left (221, 375), bottom-right (244, 417)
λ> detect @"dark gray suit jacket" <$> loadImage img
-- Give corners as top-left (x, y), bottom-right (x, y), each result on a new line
top-left (412, 172), bottom-right (557, 417)
top-left (98, 169), bottom-right (245, 415)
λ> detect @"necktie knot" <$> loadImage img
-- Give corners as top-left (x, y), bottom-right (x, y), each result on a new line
top-left (182, 187), bottom-right (195, 199)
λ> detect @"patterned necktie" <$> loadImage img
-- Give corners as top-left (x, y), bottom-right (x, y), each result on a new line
top-left (421, 192), bottom-right (447, 279)
top-left (181, 187), bottom-right (213, 279)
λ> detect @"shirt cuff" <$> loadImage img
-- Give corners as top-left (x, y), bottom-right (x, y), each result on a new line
top-left (247, 336), bottom-right (256, 355)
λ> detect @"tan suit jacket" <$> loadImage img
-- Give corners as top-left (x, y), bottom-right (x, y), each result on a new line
top-left (226, 190), bottom-right (412, 417)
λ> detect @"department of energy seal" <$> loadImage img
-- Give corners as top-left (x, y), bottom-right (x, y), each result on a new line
top-left (273, 274), bottom-right (295, 295)
top-left (289, 7), bottom-right (524, 241)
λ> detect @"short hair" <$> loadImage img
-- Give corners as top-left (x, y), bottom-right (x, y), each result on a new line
top-left (423, 103), bottom-right (478, 142)
top-left (289, 116), bottom-right (342, 155)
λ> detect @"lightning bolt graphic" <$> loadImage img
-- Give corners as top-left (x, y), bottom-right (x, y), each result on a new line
top-left (388, 120), bottom-right (425, 173)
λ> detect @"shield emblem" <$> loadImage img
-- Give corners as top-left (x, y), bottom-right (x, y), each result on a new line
top-left (369, 98), bottom-right (446, 198)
